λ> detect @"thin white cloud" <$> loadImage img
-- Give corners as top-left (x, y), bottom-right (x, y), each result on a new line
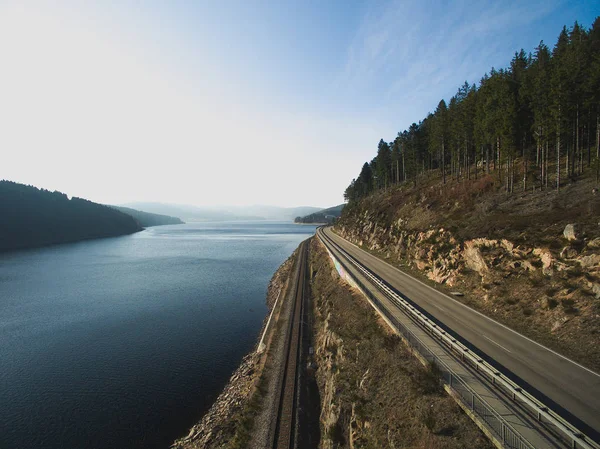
top-left (0, 2), bottom-right (375, 207)
top-left (339, 0), bottom-right (563, 135)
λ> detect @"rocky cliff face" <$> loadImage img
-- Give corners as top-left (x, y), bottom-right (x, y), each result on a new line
top-left (336, 207), bottom-right (600, 371)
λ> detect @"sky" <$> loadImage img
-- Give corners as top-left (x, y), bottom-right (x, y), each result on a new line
top-left (1, 1), bottom-right (598, 208)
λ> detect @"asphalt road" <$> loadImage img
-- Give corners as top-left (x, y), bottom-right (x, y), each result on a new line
top-left (320, 227), bottom-right (600, 438)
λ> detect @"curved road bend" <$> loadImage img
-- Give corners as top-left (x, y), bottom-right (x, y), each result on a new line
top-left (320, 227), bottom-right (600, 439)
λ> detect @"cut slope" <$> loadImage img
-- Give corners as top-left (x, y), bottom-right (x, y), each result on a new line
top-left (336, 172), bottom-right (600, 370)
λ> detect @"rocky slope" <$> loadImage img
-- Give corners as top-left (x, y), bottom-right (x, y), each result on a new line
top-left (336, 174), bottom-right (600, 371)
top-left (309, 238), bottom-right (492, 448)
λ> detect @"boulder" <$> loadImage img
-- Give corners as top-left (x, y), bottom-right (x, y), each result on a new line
top-left (563, 224), bottom-right (577, 241)
top-left (464, 241), bottom-right (488, 275)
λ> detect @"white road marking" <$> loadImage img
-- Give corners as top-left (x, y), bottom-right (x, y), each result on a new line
top-left (324, 228), bottom-right (600, 379)
top-left (483, 335), bottom-right (512, 353)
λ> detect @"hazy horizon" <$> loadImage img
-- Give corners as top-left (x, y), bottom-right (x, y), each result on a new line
top-left (1, 1), bottom-right (597, 207)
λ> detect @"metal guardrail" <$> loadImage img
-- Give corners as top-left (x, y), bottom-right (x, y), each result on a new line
top-left (318, 228), bottom-right (599, 449)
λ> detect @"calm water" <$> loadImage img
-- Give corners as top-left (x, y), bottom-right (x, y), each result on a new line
top-left (0, 222), bottom-right (316, 449)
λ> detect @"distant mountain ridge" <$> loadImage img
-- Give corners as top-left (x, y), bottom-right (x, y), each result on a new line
top-left (123, 202), bottom-right (323, 222)
top-left (294, 204), bottom-right (345, 224)
top-left (111, 206), bottom-right (184, 227)
top-left (0, 180), bottom-right (142, 252)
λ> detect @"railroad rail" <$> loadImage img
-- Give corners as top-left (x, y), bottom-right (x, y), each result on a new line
top-left (318, 227), bottom-right (599, 449)
top-left (270, 240), bottom-right (308, 449)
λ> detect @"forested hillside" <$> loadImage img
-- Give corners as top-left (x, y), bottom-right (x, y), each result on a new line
top-left (112, 206), bottom-right (184, 227)
top-left (335, 19), bottom-right (600, 371)
top-left (294, 204), bottom-right (345, 224)
top-left (0, 181), bottom-right (142, 252)
top-left (344, 19), bottom-right (600, 201)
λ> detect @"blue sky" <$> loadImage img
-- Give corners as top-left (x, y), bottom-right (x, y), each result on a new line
top-left (1, 1), bottom-right (598, 207)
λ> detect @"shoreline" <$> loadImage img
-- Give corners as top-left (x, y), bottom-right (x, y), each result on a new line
top-left (172, 249), bottom-right (298, 448)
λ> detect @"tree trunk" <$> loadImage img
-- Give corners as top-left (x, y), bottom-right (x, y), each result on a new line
top-left (545, 140), bottom-right (549, 189)
top-left (523, 139), bottom-right (527, 192)
top-left (497, 136), bottom-right (501, 183)
top-left (587, 107), bottom-right (591, 168)
top-left (475, 145), bottom-right (478, 180)
top-left (557, 121), bottom-right (561, 192)
top-left (576, 104), bottom-right (580, 175)
top-left (596, 113), bottom-right (599, 183)
top-left (441, 141), bottom-right (445, 184)
top-left (541, 138), bottom-right (545, 190)
top-left (566, 140), bottom-right (570, 179)
top-left (536, 129), bottom-right (540, 166)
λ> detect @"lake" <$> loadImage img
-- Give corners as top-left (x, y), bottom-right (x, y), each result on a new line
top-left (0, 221), bottom-right (316, 449)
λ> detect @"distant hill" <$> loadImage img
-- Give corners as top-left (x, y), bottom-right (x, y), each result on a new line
top-left (294, 204), bottom-right (345, 224)
top-left (0, 180), bottom-right (142, 252)
top-left (111, 206), bottom-right (184, 227)
top-left (122, 202), bottom-right (253, 222)
top-left (232, 205), bottom-right (322, 221)
top-left (123, 202), bottom-right (322, 222)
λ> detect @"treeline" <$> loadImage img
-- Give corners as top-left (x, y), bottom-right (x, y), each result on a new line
top-left (294, 204), bottom-right (345, 224)
top-left (111, 206), bottom-right (184, 227)
top-left (345, 19), bottom-right (600, 203)
top-left (0, 180), bottom-right (142, 252)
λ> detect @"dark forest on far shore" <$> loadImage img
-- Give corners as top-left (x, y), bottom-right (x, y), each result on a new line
top-left (0, 180), bottom-right (142, 252)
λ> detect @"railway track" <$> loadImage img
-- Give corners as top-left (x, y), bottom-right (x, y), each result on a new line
top-left (270, 239), bottom-right (308, 449)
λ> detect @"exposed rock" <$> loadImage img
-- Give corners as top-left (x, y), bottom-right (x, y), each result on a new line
top-left (501, 239), bottom-right (514, 253)
top-left (564, 224), bottom-right (578, 241)
top-left (415, 260), bottom-right (429, 271)
top-left (464, 241), bottom-right (488, 275)
top-left (533, 248), bottom-right (554, 275)
top-left (521, 260), bottom-right (536, 271)
top-left (450, 291), bottom-right (464, 296)
top-left (588, 238), bottom-right (600, 249)
top-left (560, 246), bottom-right (579, 259)
top-left (427, 265), bottom-right (455, 285)
top-left (578, 254), bottom-right (600, 269)
top-left (590, 283), bottom-right (600, 299)
top-left (551, 317), bottom-right (569, 333)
